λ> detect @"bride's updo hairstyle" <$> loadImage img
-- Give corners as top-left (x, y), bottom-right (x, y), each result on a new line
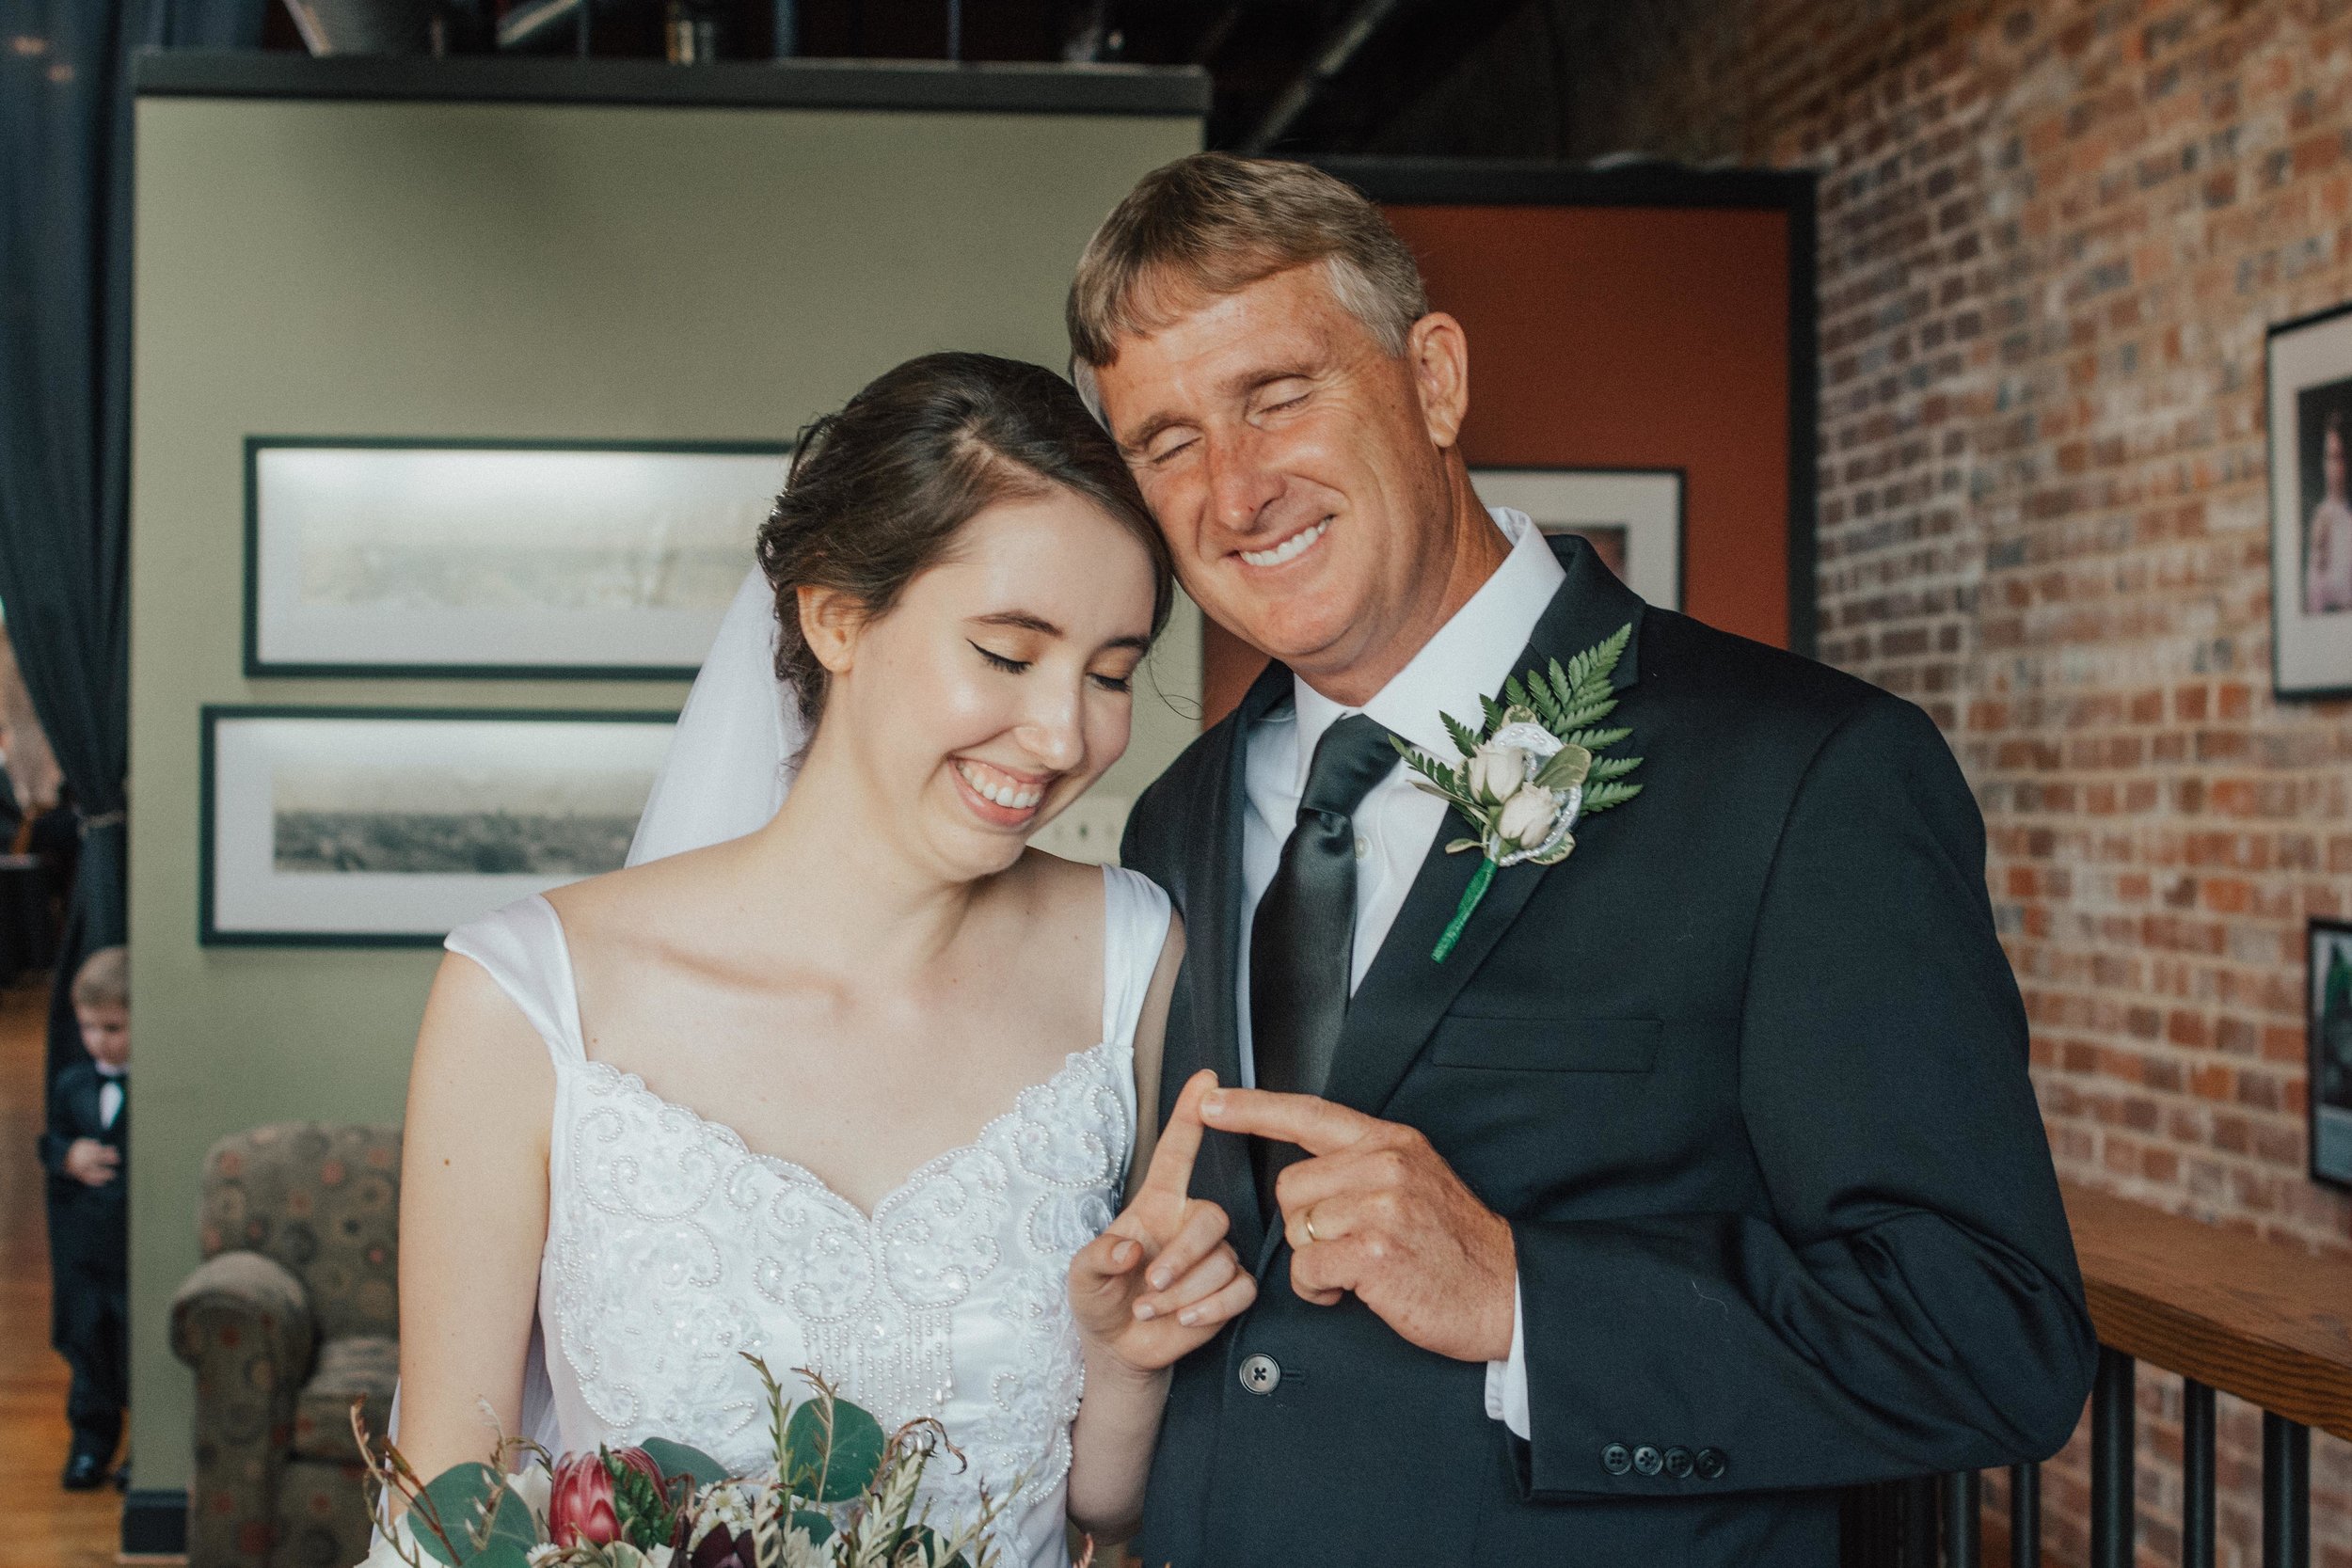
top-left (757, 351), bottom-right (1174, 721)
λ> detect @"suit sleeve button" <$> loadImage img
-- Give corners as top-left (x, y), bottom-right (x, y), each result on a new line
top-left (1662, 1446), bottom-right (1692, 1479)
top-left (1632, 1445), bottom-right (1663, 1476)
top-left (1694, 1448), bottom-right (1726, 1481)
top-left (1600, 1443), bottom-right (1631, 1476)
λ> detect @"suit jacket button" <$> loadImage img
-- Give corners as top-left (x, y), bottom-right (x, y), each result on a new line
top-left (1632, 1445), bottom-right (1663, 1477)
top-left (1694, 1448), bottom-right (1726, 1481)
top-left (1600, 1444), bottom-right (1631, 1476)
top-left (1238, 1354), bottom-right (1281, 1396)
top-left (1663, 1447), bottom-right (1692, 1479)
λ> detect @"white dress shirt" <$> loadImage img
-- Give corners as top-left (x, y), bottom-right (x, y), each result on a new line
top-left (96, 1063), bottom-right (124, 1130)
top-left (1236, 505), bottom-right (1563, 1439)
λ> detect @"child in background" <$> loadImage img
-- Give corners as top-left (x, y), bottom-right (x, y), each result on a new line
top-left (38, 945), bottom-right (130, 1489)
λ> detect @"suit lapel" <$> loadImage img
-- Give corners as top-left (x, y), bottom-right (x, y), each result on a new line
top-left (1320, 536), bottom-right (1648, 1123)
top-left (1180, 657), bottom-right (1293, 1259)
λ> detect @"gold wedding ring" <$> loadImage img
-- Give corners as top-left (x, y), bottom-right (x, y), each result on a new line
top-left (1303, 1209), bottom-right (1323, 1244)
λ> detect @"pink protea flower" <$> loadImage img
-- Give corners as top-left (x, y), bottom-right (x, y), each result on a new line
top-left (547, 1453), bottom-right (619, 1548)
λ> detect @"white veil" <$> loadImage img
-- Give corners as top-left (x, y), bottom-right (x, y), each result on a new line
top-left (376, 567), bottom-right (802, 1528)
top-left (627, 565), bottom-right (808, 866)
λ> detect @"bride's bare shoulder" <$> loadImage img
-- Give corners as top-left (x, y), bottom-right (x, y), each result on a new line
top-left (1005, 846), bottom-right (1115, 916)
top-left (541, 839), bottom-right (745, 942)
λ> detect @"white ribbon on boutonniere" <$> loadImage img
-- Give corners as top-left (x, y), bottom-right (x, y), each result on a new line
top-left (1391, 622), bottom-right (1645, 962)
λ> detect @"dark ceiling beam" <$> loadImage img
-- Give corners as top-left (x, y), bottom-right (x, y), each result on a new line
top-left (1238, 0), bottom-right (1411, 153)
top-left (1190, 1), bottom-right (1245, 63)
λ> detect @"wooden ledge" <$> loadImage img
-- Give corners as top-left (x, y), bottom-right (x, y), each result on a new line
top-left (2064, 1180), bottom-right (2352, 1439)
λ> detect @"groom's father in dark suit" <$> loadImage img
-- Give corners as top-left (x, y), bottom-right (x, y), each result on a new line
top-left (1073, 154), bottom-right (2095, 1565)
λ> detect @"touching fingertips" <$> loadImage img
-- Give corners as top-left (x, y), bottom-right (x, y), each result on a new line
top-left (1133, 1302), bottom-right (1156, 1321)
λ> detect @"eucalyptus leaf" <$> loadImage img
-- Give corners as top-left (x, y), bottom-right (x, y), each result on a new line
top-left (1445, 836), bottom-right (1484, 854)
top-left (410, 1463), bottom-right (533, 1567)
top-left (641, 1438), bottom-right (729, 1489)
top-left (783, 1397), bottom-right (886, 1504)
top-left (787, 1510), bottom-right (834, 1545)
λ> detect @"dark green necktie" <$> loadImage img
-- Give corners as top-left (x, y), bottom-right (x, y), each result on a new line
top-left (1250, 713), bottom-right (1397, 1204)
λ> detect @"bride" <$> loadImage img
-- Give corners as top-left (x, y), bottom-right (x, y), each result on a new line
top-left (382, 353), bottom-right (1249, 1566)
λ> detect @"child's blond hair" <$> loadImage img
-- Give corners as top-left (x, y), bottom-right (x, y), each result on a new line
top-left (72, 946), bottom-right (127, 1012)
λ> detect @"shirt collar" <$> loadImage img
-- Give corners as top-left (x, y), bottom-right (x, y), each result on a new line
top-left (95, 1062), bottom-right (125, 1078)
top-left (1290, 506), bottom-right (1565, 793)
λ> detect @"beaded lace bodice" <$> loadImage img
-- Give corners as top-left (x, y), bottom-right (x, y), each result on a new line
top-left (442, 867), bottom-right (1170, 1568)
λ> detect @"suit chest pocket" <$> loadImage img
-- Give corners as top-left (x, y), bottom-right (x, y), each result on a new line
top-left (1426, 1014), bottom-right (1661, 1073)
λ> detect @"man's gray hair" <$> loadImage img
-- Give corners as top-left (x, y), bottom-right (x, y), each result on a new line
top-left (1066, 152), bottom-right (1428, 418)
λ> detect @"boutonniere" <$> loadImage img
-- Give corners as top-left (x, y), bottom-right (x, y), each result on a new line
top-left (1391, 623), bottom-right (1644, 962)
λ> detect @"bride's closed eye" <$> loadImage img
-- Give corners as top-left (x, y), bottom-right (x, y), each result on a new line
top-left (969, 641), bottom-right (1029, 674)
top-left (970, 640), bottom-right (1136, 694)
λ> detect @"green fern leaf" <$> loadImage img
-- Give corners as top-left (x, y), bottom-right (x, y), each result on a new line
top-left (1587, 753), bottom-right (1643, 782)
top-left (1478, 693), bottom-right (1507, 734)
top-left (1581, 779), bottom-right (1644, 814)
top-left (1565, 725), bottom-right (1632, 752)
top-left (1440, 709), bottom-right (1483, 758)
top-left (1502, 674), bottom-right (1532, 711)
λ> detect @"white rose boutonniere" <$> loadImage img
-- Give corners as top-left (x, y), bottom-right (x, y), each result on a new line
top-left (1392, 623), bottom-right (1645, 961)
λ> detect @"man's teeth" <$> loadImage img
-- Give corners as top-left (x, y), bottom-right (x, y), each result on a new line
top-left (1240, 518), bottom-right (1328, 568)
top-left (957, 762), bottom-right (1043, 811)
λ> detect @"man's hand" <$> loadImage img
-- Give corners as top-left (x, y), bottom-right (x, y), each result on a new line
top-left (64, 1137), bottom-right (119, 1187)
top-left (1200, 1086), bottom-right (1515, 1363)
top-left (1070, 1070), bottom-right (1257, 1379)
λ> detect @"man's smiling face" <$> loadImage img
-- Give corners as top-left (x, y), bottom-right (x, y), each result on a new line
top-left (1091, 261), bottom-right (1470, 696)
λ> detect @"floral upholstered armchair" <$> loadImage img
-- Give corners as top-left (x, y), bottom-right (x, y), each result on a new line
top-left (170, 1123), bottom-right (402, 1568)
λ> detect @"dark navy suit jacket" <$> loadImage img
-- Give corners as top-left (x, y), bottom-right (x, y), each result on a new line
top-left (1121, 536), bottom-right (2094, 1566)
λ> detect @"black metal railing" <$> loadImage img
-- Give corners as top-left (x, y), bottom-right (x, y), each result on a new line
top-left (1841, 1182), bottom-right (2348, 1568)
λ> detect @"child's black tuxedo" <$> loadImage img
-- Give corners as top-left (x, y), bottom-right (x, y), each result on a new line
top-left (39, 1057), bottom-right (128, 1461)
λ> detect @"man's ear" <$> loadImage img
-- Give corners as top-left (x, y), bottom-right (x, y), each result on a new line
top-left (1406, 311), bottom-right (1470, 451)
top-left (798, 584), bottom-right (866, 677)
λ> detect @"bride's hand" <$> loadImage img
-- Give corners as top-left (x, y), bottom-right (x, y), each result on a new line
top-left (1069, 1070), bottom-right (1254, 1377)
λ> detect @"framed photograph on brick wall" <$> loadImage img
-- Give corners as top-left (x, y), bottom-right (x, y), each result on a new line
top-left (2312, 918), bottom-right (2352, 1192)
top-left (2265, 307), bottom-right (2352, 699)
top-left (1470, 467), bottom-right (1684, 611)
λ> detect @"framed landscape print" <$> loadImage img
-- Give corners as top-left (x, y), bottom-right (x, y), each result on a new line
top-left (200, 706), bottom-right (676, 946)
top-left (2266, 307), bottom-right (2352, 698)
top-left (1470, 467), bottom-right (1685, 612)
top-left (245, 437), bottom-right (789, 679)
top-left (2312, 918), bottom-right (2352, 1192)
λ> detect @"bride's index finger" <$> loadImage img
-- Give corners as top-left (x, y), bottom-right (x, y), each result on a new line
top-left (1140, 1069), bottom-right (1217, 1198)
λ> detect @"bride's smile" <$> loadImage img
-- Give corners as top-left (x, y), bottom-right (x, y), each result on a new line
top-left (795, 483), bottom-right (1158, 879)
top-left (950, 756), bottom-right (1052, 824)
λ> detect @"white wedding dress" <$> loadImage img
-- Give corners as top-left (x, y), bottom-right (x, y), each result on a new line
top-left (426, 867), bottom-right (1168, 1568)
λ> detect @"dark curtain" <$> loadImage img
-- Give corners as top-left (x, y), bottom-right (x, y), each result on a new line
top-left (1, 0), bottom-right (262, 1352)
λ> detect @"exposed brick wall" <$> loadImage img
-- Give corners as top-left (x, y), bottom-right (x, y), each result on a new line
top-left (1377, 3), bottom-right (2352, 1563)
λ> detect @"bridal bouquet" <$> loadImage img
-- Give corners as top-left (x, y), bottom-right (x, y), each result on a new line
top-left (354, 1357), bottom-right (1027, 1568)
